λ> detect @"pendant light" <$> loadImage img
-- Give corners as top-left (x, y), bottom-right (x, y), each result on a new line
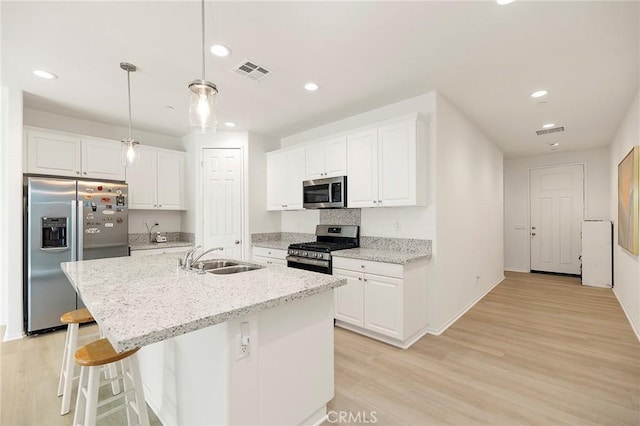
top-left (120, 62), bottom-right (140, 166)
top-left (188, 0), bottom-right (218, 133)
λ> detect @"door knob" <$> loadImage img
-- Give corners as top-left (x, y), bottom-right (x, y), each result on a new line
top-left (235, 240), bottom-right (241, 244)
top-left (531, 232), bottom-right (536, 236)
top-left (532, 226), bottom-right (536, 230)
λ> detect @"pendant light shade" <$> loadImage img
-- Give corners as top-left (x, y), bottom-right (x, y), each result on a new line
top-left (189, 0), bottom-right (218, 133)
top-left (120, 62), bottom-right (140, 167)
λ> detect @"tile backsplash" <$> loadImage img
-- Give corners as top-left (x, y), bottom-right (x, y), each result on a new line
top-left (319, 209), bottom-right (361, 226)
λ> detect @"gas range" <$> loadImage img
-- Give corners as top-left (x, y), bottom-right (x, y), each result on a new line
top-left (287, 225), bottom-right (359, 274)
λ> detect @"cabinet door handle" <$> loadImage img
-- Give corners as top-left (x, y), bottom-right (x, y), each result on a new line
top-left (76, 171), bottom-right (80, 175)
top-left (363, 278), bottom-right (367, 282)
top-left (373, 200), bottom-right (377, 204)
top-left (358, 277), bottom-right (362, 281)
top-left (378, 200), bottom-right (382, 203)
top-left (360, 265), bottom-right (365, 268)
top-left (158, 204), bottom-right (162, 207)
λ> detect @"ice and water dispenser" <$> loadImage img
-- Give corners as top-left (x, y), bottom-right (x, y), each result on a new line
top-left (41, 217), bottom-right (67, 248)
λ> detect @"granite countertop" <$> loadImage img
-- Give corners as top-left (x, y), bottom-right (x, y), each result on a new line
top-left (129, 241), bottom-right (194, 251)
top-left (332, 248), bottom-right (431, 264)
top-left (251, 240), bottom-right (293, 250)
top-left (61, 254), bottom-right (345, 352)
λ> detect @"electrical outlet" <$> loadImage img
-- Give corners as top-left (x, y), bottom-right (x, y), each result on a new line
top-left (394, 221), bottom-right (401, 232)
top-left (236, 322), bottom-right (250, 360)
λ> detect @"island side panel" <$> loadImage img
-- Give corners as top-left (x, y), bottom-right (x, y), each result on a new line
top-left (256, 290), bottom-right (334, 425)
top-left (138, 322), bottom-right (231, 425)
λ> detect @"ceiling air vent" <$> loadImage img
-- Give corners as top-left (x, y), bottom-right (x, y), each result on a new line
top-left (233, 60), bottom-right (271, 81)
top-left (536, 126), bottom-right (565, 136)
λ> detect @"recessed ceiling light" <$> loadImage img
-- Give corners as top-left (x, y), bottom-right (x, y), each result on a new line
top-left (542, 123), bottom-right (555, 129)
top-left (550, 142), bottom-right (560, 147)
top-left (531, 90), bottom-right (548, 98)
top-left (210, 44), bottom-right (231, 57)
top-left (33, 70), bottom-right (57, 79)
top-left (224, 122), bottom-right (236, 127)
top-left (496, 0), bottom-right (515, 4)
top-left (304, 82), bottom-right (319, 91)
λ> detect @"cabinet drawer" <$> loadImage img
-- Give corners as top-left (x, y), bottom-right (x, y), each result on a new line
top-left (333, 257), bottom-right (403, 278)
top-left (252, 246), bottom-right (287, 260)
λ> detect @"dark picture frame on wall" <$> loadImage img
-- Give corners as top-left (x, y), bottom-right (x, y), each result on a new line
top-left (617, 146), bottom-right (639, 255)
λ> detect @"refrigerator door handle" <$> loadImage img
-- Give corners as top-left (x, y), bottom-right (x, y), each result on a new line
top-left (70, 200), bottom-right (77, 261)
top-left (76, 200), bottom-right (84, 261)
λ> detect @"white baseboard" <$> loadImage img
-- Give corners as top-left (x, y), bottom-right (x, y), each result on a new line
top-left (334, 321), bottom-right (429, 349)
top-left (2, 329), bottom-right (24, 342)
top-left (429, 275), bottom-right (505, 336)
top-left (504, 268), bottom-right (530, 273)
top-left (612, 287), bottom-right (640, 343)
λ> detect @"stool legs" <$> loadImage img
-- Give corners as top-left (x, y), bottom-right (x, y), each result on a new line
top-left (73, 353), bottom-right (149, 426)
top-left (58, 322), bottom-right (79, 415)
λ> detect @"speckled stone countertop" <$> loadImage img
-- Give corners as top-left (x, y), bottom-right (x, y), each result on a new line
top-left (61, 254), bottom-right (346, 352)
top-left (129, 241), bottom-right (194, 251)
top-left (333, 248), bottom-right (431, 264)
top-left (251, 240), bottom-right (293, 250)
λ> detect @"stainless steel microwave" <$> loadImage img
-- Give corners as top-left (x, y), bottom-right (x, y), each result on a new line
top-left (303, 176), bottom-right (347, 209)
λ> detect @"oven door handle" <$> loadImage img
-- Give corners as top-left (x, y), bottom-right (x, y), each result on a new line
top-left (286, 255), bottom-right (330, 268)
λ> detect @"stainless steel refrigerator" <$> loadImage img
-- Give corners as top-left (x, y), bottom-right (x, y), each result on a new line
top-left (23, 176), bottom-right (129, 334)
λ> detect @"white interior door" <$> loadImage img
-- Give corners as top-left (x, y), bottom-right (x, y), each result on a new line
top-left (202, 148), bottom-right (243, 258)
top-left (530, 164), bottom-right (584, 274)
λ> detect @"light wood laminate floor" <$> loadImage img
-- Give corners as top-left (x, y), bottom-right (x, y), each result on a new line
top-left (327, 272), bottom-right (640, 425)
top-left (1, 272), bottom-right (638, 425)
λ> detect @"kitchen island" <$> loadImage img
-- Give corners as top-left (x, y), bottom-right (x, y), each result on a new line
top-left (61, 253), bottom-right (346, 425)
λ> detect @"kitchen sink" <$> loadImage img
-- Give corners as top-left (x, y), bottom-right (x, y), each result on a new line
top-left (196, 260), bottom-right (238, 270)
top-left (207, 265), bottom-right (264, 275)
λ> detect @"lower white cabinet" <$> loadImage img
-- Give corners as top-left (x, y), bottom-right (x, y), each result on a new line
top-left (333, 256), bottom-right (428, 348)
top-left (252, 246), bottom-right (287, 266)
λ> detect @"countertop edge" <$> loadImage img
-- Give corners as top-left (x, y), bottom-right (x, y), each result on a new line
top-left (112, 278), bottom-right (346, 352)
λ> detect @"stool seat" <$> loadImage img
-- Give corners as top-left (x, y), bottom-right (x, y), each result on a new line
top-left (60, 308), bottom-right (94, 324)
top-left (75, 338), bottom-right (139, 367)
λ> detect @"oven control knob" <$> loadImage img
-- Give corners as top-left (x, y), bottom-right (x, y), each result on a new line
top-left (310, 252), bottom-right (317, 258)
top-left (302, 251), bottom-right (308, 257)
top-left (291, 250), bottom-right (298, 256)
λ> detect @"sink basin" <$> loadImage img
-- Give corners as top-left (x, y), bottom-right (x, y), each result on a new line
top-left (208, 265), bottom-right (264, 275)
top-left (197, 260), bottom-right (238, 270)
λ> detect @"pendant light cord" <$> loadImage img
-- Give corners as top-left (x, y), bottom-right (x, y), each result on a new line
top-left (127, 69), bottom-right (133, 140)
top-left (201, 0), bottom-right (205, 80)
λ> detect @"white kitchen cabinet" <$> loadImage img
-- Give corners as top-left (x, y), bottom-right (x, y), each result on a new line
top-left (333, 256), bottom-right (428, 348)
top-left (347, 115), bottom-right (427, 208)
top-left (333, 268), bottom-right (364, 327)
top-left (127, 146), bottom-right (186, 210)
top-left (304, 136), bottom-right (347, 180)
top-left (252, 246), bottom-right (287, 266)
top-left (266, 148), bottom-right (305, 210)
top-left (25, 129), bottom-right (125, 180)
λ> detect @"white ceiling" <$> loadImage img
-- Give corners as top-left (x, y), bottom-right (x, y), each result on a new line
top-left (2, 1), bottom-right (638, 158)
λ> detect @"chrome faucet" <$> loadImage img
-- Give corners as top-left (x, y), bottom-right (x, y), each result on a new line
top-left (182, 246), bottom-right (224, 270)
top-left (181, 245), bottom-right (201, 270)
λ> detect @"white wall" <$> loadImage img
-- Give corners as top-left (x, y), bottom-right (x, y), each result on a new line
top-left (128, 211), bottom-right (182, 234)
top-left (279, 91), bottom-right (438, 239)
top-left (609, 91), bottom-right (640, 339)
top-left (431, 93), bottom-right (504, 332)
top-left (185, 130), bottom-right (279, 258)
top-left (1, 87), bottom-right (24, 339)
top-left (23, 108), bottom-right (183, 151)
top-left (504, 148), bottom-right (611, 272)
top-left (248, 133), bottom-right (281, 234)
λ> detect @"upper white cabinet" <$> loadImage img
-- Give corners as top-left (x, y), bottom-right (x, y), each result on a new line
top-left (267, 148), bottom-right (305, 210)
top-left (25, 129), bottom-right (125, 181)
top-left (347, 115), bottom-right (427, 208)
top-left (304, 136), bottom-right (347, 180)
top-left (127, 146), bottom-right (186, 210)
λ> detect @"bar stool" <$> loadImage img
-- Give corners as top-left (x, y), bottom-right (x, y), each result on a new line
top-left (73, 338), bottom-right (149, 426)
top-left (57, 308), bottom-right (119, 415)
